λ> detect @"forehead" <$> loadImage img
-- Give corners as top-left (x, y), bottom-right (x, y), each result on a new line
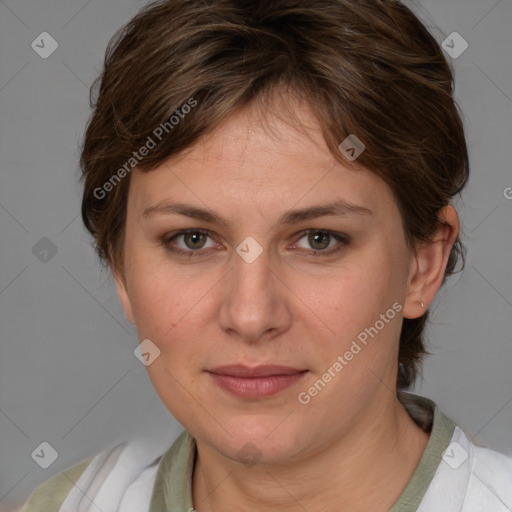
top-left (127, 98), bottom-right (395, 219)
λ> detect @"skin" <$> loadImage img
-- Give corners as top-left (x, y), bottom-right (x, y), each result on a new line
top-left (114, 94), bottom-right (459, 512)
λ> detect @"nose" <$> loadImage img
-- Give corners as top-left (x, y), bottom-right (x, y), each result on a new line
top-left (217, 240), bottom-right (292, 344)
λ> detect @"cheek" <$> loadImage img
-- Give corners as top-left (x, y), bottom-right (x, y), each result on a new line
top-left (123, 250), bottom-right (173, 343)
top-left (124, 239), bottom-right (180, 327)
top-left (315, 248), bottom-right (403, 321)
top-left (125, 253), bottom-right (212, 365)
top-left (124, 223), bottom-right (408, 365)
top-left (300, 246), bottom-right (406, 368)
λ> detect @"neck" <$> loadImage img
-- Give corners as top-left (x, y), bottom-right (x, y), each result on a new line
top-left (192, 394), bottom-right (430, 512)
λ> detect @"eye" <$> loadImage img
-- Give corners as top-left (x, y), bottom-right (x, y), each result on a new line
top-left (162, 228), bottom-right (350, 258)
top-left (292, 230), bottom-right (350, 255)
top-left (163, 229), bottom-right (218, 257)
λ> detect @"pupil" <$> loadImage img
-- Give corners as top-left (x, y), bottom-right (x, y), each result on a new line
top-left (187, 232), bottom-right (205, 249)
top-left (311, 232), bottom-right (329, 250)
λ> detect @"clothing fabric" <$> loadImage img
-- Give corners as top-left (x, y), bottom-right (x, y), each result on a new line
top-left (20, 393), bottom-right (512, 512)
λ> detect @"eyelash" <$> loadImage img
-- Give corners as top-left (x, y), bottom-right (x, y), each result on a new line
top-left (161, 229), bottom-right (351, 258)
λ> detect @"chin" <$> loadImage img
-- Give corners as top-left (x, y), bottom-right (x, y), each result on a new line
top-left (197, 416), bottom-right (308, 466)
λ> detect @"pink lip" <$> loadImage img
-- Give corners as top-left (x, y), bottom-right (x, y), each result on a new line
top-left (207, 365), bottom-right (308, 399)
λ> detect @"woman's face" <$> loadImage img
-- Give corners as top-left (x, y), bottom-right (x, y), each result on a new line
top-left (116, 98), bottom-right (418, 464)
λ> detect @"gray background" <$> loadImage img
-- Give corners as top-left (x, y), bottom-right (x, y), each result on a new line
top-left (1, 0), bottom-right (511, 509)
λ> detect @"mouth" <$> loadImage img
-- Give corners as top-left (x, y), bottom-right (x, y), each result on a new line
top-left (206, 365), bottom-right (308, 399)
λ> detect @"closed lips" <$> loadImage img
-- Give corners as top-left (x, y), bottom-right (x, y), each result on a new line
top-left (207, 365), bottom-right (307, 377)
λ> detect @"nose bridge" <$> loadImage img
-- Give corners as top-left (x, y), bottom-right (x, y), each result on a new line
top-left (231, 237), bottom-right (274, 306)
top-left (219, 237), bottom-right (285, 341)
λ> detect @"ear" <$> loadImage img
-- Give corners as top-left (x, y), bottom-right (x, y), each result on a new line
top-left (402, 205), bottom-right (460, 319)
top-left (113, 267), bottom-right (135, 324)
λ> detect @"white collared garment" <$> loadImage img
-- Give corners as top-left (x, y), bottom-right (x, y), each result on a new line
top-left (20, 393), bottom-right (512, 512)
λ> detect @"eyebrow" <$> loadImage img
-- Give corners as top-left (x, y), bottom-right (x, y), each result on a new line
top-left (142, 199), bottom-right (372, 226)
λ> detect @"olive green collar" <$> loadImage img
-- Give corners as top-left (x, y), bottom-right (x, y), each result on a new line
top-left (389, 392), bottom-right (456, 511)
top-left (148, 393), bottom-right (456, 512)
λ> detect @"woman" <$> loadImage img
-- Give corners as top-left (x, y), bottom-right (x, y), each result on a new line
top-left (21, 0), bottom-right (512, 511)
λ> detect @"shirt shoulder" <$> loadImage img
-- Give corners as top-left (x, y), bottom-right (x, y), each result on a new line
top-left (467, 444), bottom-right (512, 509)
top-left (416, 422), bottom-right (512, 512)
top-left (20, 429), bottom-right (185, 512)
top-left (20, 456), bottom-right (94, 512)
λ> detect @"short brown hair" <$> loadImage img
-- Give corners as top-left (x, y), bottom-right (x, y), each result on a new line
top-left (80, 0), bottom-right (469, 389)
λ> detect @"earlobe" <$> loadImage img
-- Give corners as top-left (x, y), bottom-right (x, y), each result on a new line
top-left (113, 268), bottom-right (135, 324)
top-left (402, 205), bottom-right (459, 319)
